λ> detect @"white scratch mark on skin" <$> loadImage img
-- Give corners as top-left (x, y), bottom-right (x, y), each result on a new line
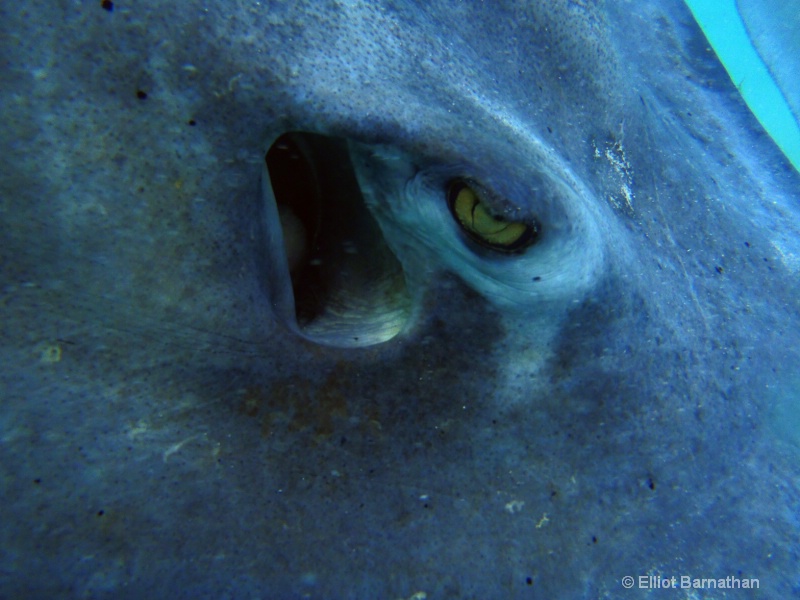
top-left (393, 593), bottom-right (427, 600)
top-left (227, 73), bottom-right (243, 92)
top-left (771, 238), bottom-right (800, 273)
top-left (126, 420), bottom-right (149, 440)
top-left (163, 434), bottom-right (202, 462)
top-left (536, 513), bottom-right (550, 528)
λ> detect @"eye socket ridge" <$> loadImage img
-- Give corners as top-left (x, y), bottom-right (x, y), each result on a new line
top-left (446, 179), bottom-right (539, 254)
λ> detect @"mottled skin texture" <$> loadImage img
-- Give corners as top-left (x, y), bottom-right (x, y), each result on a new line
top-left (1, 1), bottom-right (799, 598)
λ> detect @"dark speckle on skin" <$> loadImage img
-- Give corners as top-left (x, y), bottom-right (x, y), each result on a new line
top-left (101, 0), bottom-right (113, 12)
top-left (136, 89), bottom-right (148, 100)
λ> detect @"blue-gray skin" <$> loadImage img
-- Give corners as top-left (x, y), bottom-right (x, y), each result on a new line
top-left (1, 1), bottom-right (799, 598)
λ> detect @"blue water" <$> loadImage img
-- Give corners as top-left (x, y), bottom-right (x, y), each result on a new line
top-left (685, 0), bottom-right (800, 174)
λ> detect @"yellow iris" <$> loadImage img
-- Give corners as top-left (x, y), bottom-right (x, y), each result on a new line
top-left (448, 181), bottom-right (537, 252)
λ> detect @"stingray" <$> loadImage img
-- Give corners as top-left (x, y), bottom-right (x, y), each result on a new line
top-left (1, 1), bottom-right (799, 597)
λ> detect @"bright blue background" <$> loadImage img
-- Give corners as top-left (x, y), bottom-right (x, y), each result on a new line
top-left (685, 0), bottom-right (800, 173)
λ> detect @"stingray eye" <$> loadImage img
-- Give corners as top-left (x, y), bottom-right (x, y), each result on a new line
top-left (447, 180), bottom-right (538, 253)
